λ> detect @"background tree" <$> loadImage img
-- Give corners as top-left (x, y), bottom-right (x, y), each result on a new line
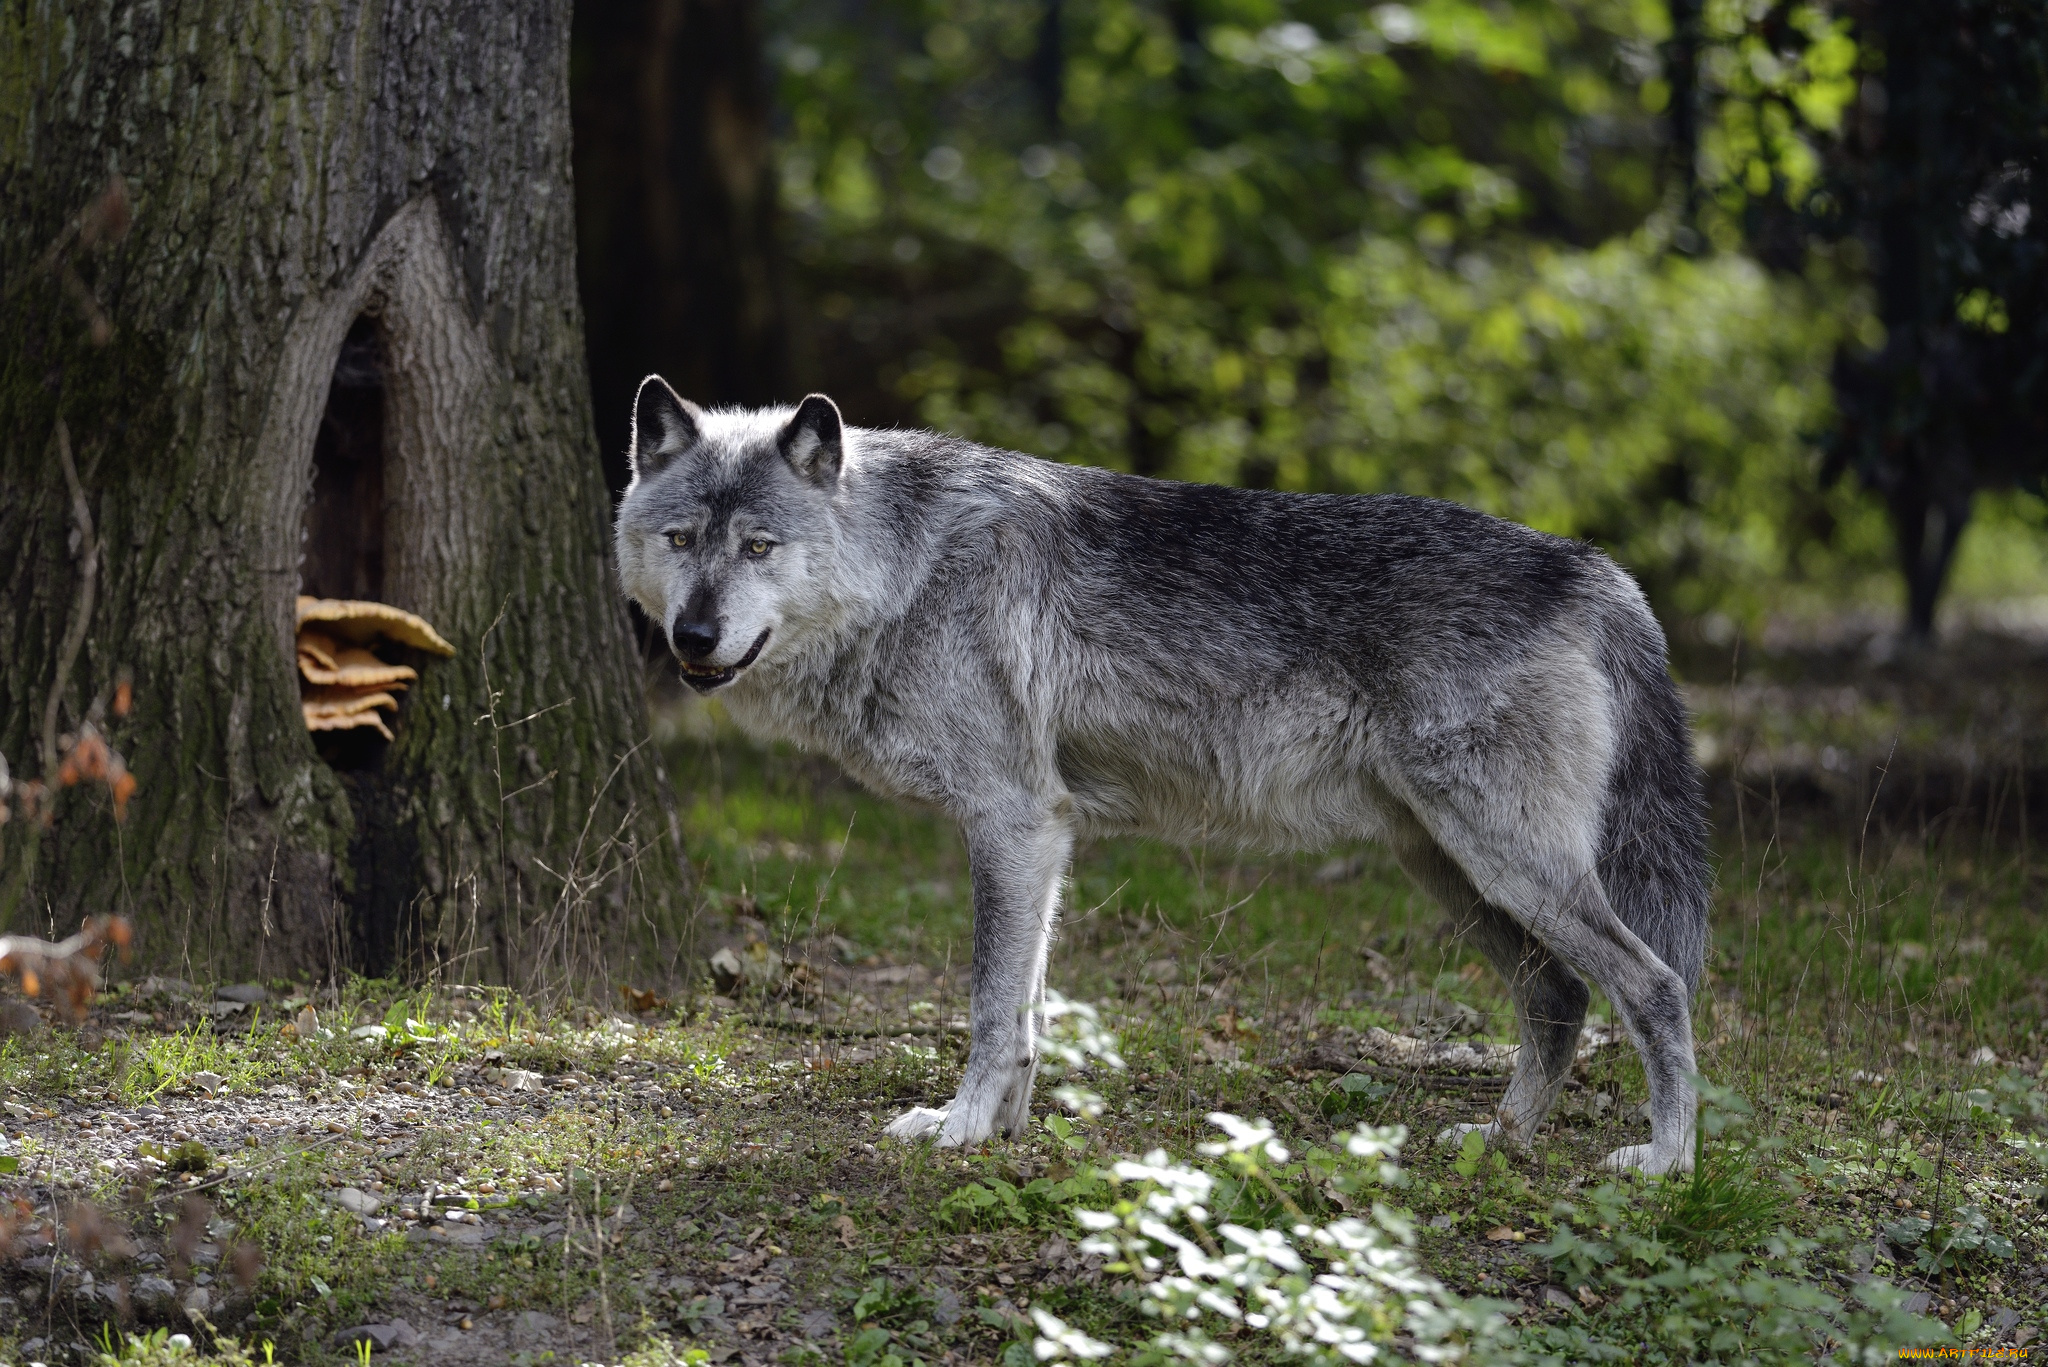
top-left (1693, 0), bottom-right (2048, 637)
top-left (571, 0), bottom-right (790, 500)
top-left (0, 1), bottom-right (689, 986)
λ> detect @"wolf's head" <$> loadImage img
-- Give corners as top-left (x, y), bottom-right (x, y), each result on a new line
top-left (613, 376), bottom-right (845, 693)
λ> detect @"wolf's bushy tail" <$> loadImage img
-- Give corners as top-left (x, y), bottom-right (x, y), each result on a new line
top-left (1594, 603), bottom-right (1712, 992)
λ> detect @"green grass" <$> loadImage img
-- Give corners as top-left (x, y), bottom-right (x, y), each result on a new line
top-left (1, 700), bottom-right (2043, 1364)
top-left (659, 696), bottom-right (2048, 1351)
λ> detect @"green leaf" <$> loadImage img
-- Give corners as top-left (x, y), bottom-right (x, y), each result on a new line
top-left (1453, 1127), bottom-right (1485, 1178)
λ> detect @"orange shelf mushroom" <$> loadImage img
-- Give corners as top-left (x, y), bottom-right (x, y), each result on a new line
top-left (296, 596), bottom-right (456, 656)
top-left (294, 597), bottom-right (453, 741)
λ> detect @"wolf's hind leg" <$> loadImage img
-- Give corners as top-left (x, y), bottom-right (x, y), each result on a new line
top-left (1459, 905), bottom-right (1588, 1147)
top-left (1406, 816), bottom-right (1698, 1175)
top-left (1394, 832), bottom-right (1587, 1149)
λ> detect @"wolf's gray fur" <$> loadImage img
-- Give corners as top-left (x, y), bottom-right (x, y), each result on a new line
top-left (613, 377), bottom-right (1712, 1173)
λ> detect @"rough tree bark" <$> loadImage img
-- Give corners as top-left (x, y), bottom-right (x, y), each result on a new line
top-left (0, 1), bottom-right (690, 989)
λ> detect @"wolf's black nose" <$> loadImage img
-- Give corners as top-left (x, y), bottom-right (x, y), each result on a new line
top-left (672, 619), bottom-right (720, 659)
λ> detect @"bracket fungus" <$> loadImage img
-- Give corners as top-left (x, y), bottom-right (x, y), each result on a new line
top-left (295, 597), bottom-right (453, 743)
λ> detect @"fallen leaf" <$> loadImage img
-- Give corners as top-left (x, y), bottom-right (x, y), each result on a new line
top-left (620, 985), bottom-right (670, 1014)
top-left (833, 1214), bottom-right (857, 1249)
top-left (1485, 1226), bottom-right (1524, 1242)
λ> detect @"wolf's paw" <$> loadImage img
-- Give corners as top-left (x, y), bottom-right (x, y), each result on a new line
top-left (884, 1106), bottom-right (950, 1141)
top-left (935, 1103), bottom-right (1000, 1148)
top-left (1601, 1143), bottom-right (1693, 1175)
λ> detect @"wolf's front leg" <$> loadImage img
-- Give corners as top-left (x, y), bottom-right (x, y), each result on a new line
top-left (885, 804), bottom-right (1071, 1147)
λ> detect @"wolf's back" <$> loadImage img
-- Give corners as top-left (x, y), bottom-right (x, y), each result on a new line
top-left (1592, 597), bottom-right (1712, 992)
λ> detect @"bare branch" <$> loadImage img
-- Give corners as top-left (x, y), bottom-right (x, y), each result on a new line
top-left (42, 419), bottom-right (99, 780)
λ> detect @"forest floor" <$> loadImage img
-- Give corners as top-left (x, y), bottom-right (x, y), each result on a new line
top-left (5, 631), bottom-right (2048, 1366)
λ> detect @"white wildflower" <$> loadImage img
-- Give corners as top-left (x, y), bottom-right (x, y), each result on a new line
top-left (1032, 1307), bottom-right (1115, 1360)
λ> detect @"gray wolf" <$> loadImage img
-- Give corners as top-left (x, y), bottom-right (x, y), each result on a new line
top-left (613, 377), bottom-right (1712, 1174)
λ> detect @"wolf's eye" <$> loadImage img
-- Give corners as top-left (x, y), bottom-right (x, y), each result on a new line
top-left (745, 538), bottom-right (772, 557)
top-left (668, 531), bottom-right (691, 549)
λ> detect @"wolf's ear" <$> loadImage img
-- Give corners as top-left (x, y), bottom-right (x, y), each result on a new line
top-left (777, 393), bottom-right (844, 485)
top-left (629, 375), bottom-right (705, 483)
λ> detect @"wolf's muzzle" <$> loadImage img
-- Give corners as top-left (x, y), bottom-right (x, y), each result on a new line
top-left (677, 627), bottom-right (770, 693)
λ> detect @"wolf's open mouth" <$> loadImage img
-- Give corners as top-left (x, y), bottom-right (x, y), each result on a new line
top-left (678, 628), bottom-right (770, 692)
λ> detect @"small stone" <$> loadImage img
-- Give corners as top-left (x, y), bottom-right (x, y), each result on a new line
top-left (131, 1275), bottom-right (179, 1315)
top-left (513, 1310), bottom-right (560, 1337)
top-left (332, 1187), bottom-right (382, 1216)
top-left (181, 1285), bottom-right (211, 1319)
top-left (0, 999), bottom-right (42, 1036)
top-left (332, 1323), bottom-right (400, 1352)
top-left (710, 940), bottom-right (784, 993)
top-left (431, 1222), bottom-right (488, 1246)
top-left (708, 947), bottom-right (746, 993)
top-left (485, 1067), bottom-right (543, 1092)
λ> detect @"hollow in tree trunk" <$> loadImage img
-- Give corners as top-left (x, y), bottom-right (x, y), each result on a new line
top-left (0, 1), bottom-right (691, 990)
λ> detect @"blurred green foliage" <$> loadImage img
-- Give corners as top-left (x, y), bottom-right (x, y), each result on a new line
top-left (766, 0), bottom-right (2043, 627)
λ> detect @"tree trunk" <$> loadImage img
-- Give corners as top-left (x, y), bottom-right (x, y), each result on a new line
top-left (570, 0), bottom-right (787, 500)
top-left (0, 0), bottom-right (690, 991)
top-left (1664, 0), bottom-right (1703, 251)
top-left (1893, 479), bottom-right (1971, 641)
